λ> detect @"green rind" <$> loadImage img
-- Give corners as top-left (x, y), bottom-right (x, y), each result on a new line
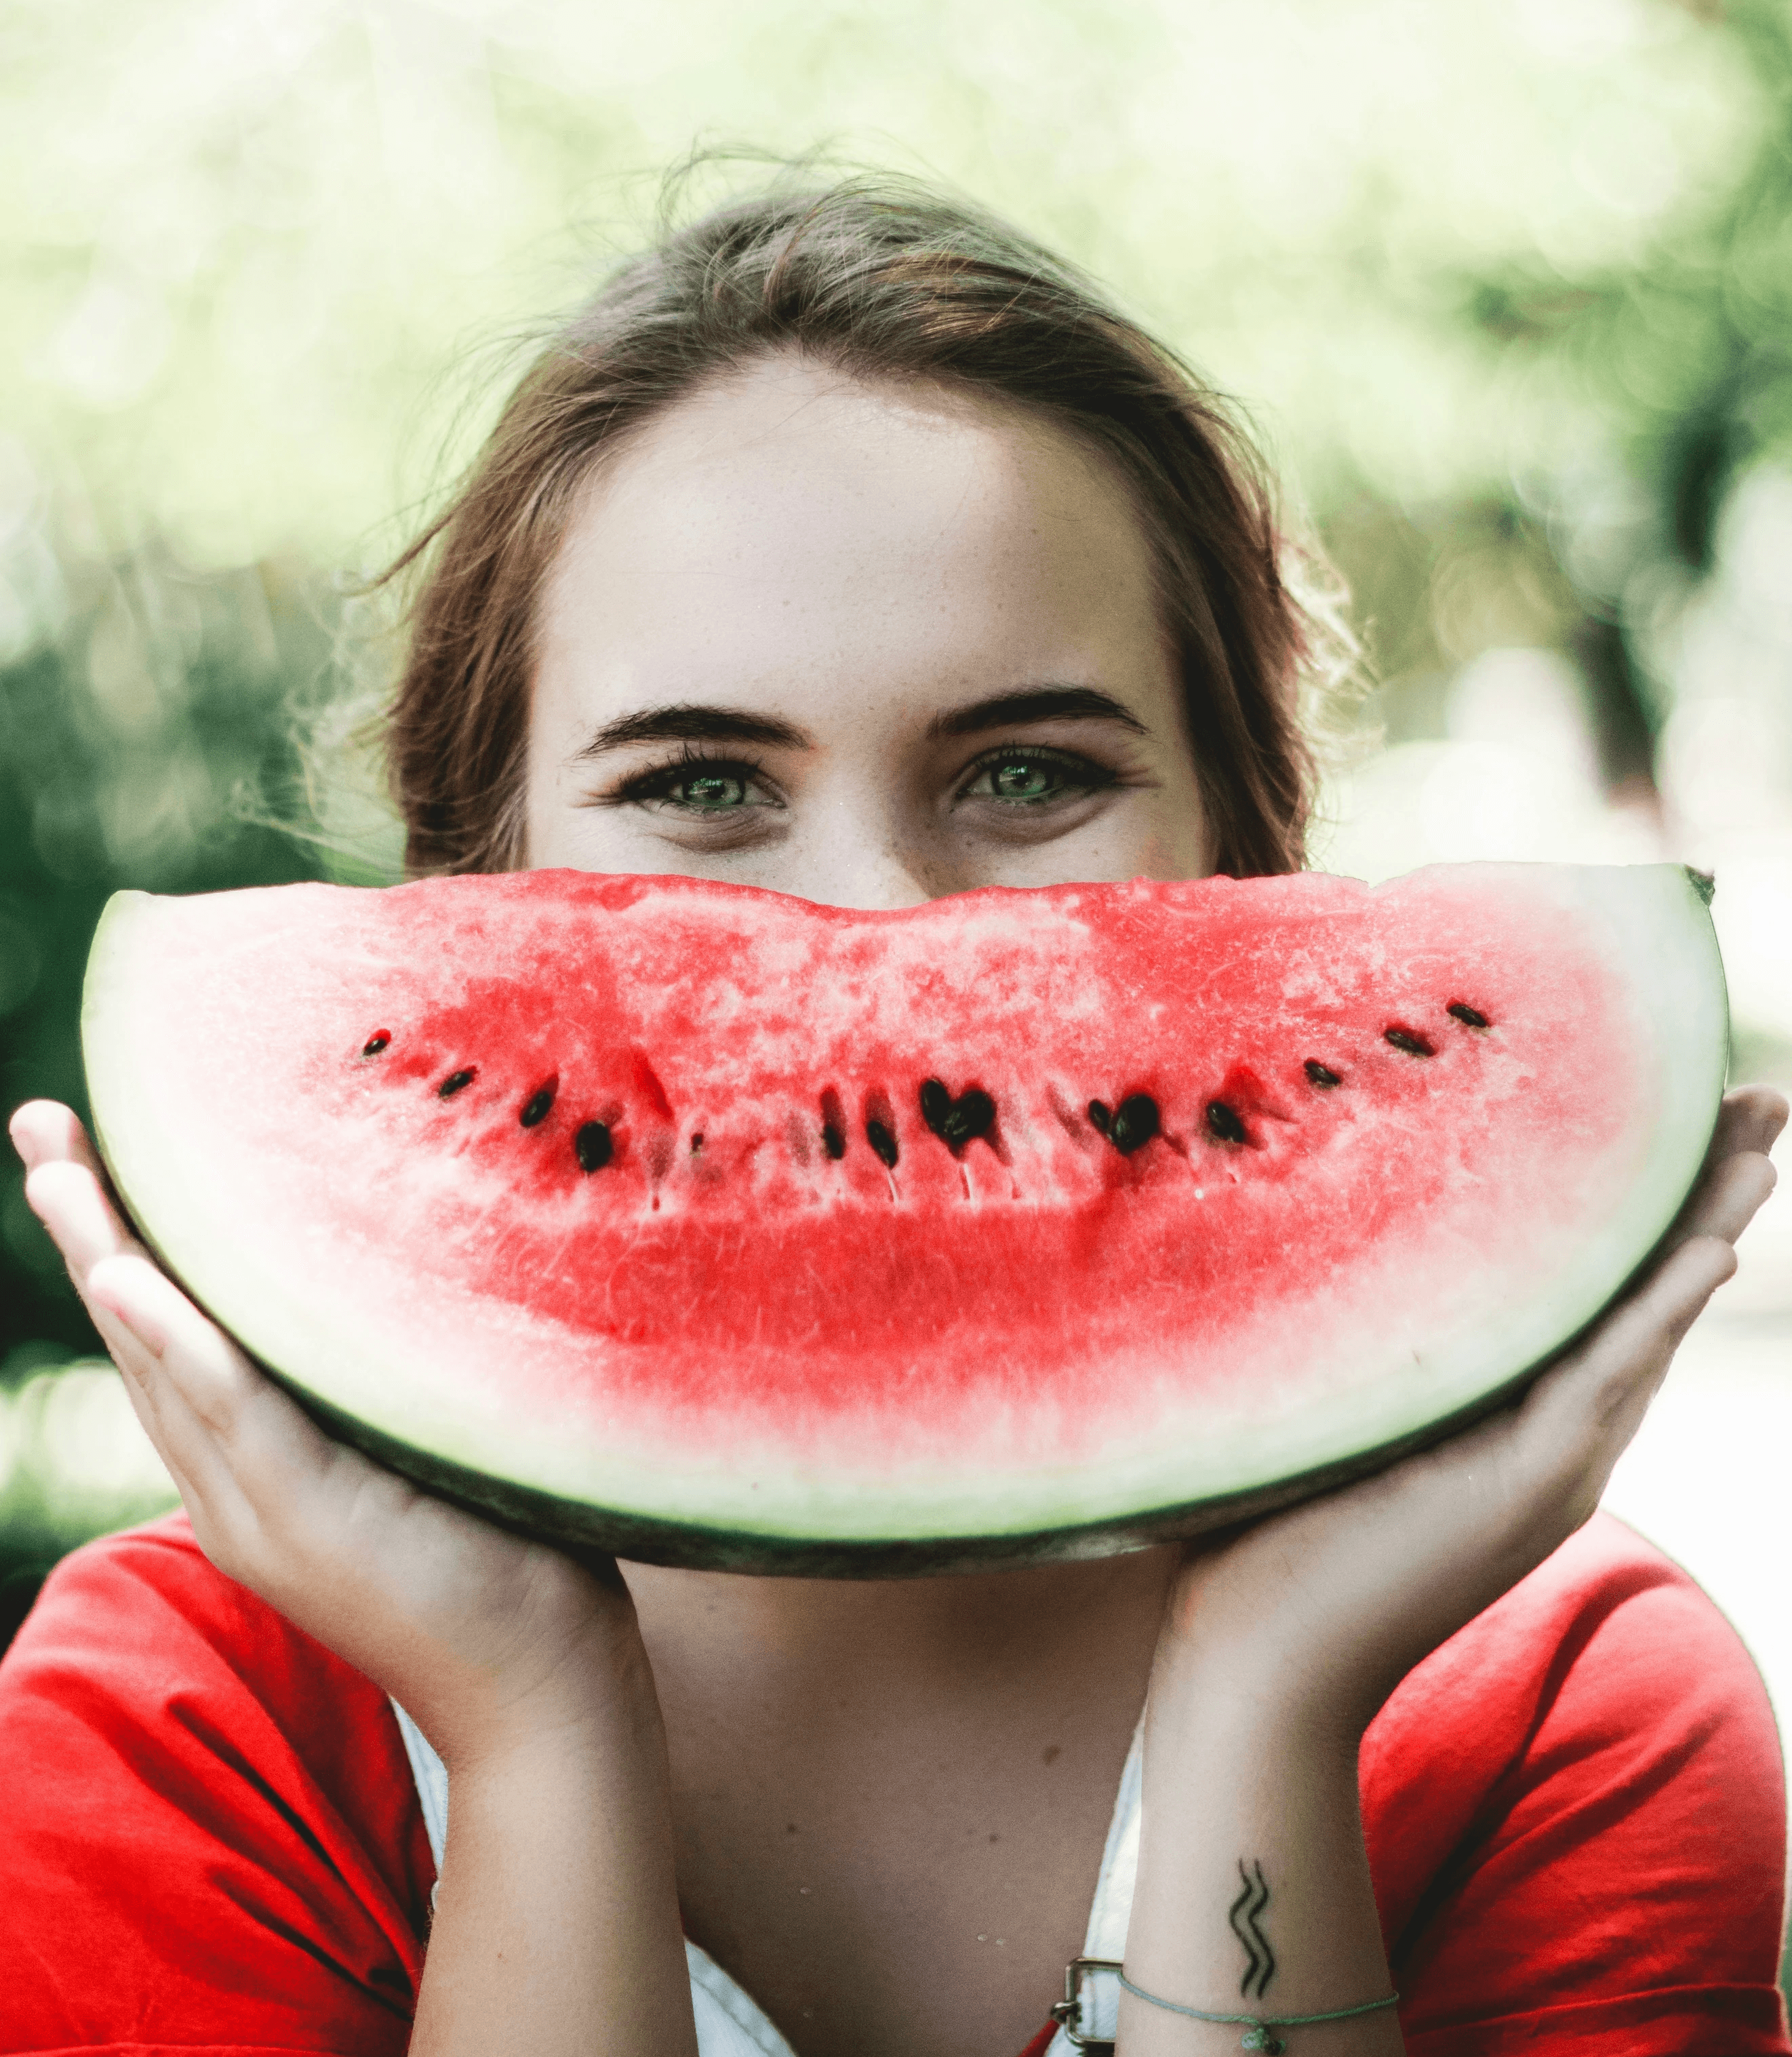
top-left (81, 864), bottom-right (1730, 1575)
top-left (240, 1288), bottom-right (1690, 1576)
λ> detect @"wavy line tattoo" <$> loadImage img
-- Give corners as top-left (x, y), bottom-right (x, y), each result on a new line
top-left (1228, 1858), bottom-right (1276, 1999)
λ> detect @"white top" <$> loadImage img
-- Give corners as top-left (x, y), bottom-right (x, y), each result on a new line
top-left (393, 1700), bottom-right (1142, 2055)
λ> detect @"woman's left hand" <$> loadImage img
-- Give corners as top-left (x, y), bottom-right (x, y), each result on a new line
top-left (1157, 1082), bottom-right (1787, 1732)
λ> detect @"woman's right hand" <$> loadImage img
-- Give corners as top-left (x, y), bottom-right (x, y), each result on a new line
top-left (9, 1098), bottom-right (644, 1771)
top-left (14, 1096), bottom-right (700, 2055)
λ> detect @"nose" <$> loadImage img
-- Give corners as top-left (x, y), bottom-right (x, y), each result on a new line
top-left (778, 785), bottom-right (948, 911)
top-left (793, 834), bottom-right (941, 911)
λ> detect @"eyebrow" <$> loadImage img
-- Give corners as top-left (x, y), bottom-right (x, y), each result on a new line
top-left (925, 686), bottom-right (1150, 739)
top-left (572, 704), bottom-right (813, 759)
top-left (570, 683), bottom-right (1151, 763)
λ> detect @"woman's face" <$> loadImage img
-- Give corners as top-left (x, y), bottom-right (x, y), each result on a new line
top-left (525, 354), bottom-right (1211, 906)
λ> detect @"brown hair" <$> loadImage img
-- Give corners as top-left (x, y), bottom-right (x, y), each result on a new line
top-left (383, 172), bottom-right (1346, 878)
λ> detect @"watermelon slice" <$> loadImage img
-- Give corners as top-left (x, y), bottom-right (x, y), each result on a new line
top-left (81, 864), bottom-right (1726, 1574)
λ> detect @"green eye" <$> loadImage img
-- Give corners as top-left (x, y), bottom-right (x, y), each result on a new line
top-left (989, 759), bottom-right (1058, 801)
top-left (677, 773), bottom-right (751, 810)
top-left (609, 755), bottom-right (782, 824)
top-left (957, 746), bottom-right (1117, 816)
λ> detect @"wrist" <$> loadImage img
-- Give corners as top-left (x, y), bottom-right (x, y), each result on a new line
top-left (426, 1600), bottom-right (663, 1778)
top-left (1147, 1621), bottom-right (1378, 1759)
top-left (1154, 1555), bottom-right (1398, 1744)
top-left (1126, 1679), bottom-right (1395, 2054)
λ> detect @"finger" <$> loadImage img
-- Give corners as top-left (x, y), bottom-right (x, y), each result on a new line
top-left (89, 1300), bottom-right (210, 1503)
top-left (10, 1098), bottom-right (105, 1173)
top-left (1662, 1087), bottom-right (1786, 1251)
top-left (22, 1158), bottom-right (146, 1286)
top-left (1677, 1149), bottom-right (1778, 1247)
top-left (44, 1256), bottom-right (247, 1560)
top-left (21, 1161), bottom-right (228, 1507)
top-left (1523, 1233), bottom-right (1736, 1471)
top-left (1708, 1085), bottom-right (1789, 1163)
top-left (89, 1252), bottom-right (269, 1443)
top-left (83, 1256), bottom-right (271, 1525)
top-left (20, 1111), bottom-right (334, 1509)
top-left (12, 1102), bottom-right (134, 1231)
top-left (82, 1257), bottom-right (317, 1584)
top-left (87, 1253), bottom-right (338, 1505)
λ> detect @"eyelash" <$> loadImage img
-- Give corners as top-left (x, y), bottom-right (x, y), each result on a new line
top-left (595, 741), bottom-right (1121, 815)
top-left (602, 746), bottom-right (778, 810)
top-left (956, 744), bottom-right (1119, 803)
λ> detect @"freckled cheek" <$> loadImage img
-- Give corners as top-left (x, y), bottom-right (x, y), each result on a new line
top-left (1111, 782), bottom-right (1212, 884)
top-left (1127, 828), bottom-right (1180, 881)
top-left (523, 764), bottom-right (607, 871)
top-left (1157, 816), bottom-right (1216, 883)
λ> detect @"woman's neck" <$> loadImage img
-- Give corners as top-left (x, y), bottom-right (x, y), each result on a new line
top-left (618, 1544), bottom-right (1178, 2052)
top-left (622, 1542), bottom-right (1181, 1737)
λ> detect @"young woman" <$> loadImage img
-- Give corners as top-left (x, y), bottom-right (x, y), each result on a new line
top-left (5, 177), bottom-right (1788, 2057)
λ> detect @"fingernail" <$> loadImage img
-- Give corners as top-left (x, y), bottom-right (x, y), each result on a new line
top-left (87, 1266), bottom-right (162, 1357)
top-left (87, 1285), bottom-right (138, 1342)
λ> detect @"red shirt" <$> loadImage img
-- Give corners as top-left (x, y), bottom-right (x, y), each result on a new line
top-left (0, 1509), bottom-right (1785, 2056)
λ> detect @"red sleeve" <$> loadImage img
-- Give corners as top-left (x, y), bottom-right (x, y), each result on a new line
top-left (0, 1513), bottom-right (433, 2057)
top-left (4, 1510), bottom-right (1785, 2057)
top-left (1363, 1510), bottom-right (1790, 2057)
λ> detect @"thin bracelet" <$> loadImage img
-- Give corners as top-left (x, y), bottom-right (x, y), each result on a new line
top-left (1117, 1970), bottom-right (1400, 2054)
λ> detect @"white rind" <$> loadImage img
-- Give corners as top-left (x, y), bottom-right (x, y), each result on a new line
top-left (81, 863), bottom-right (1728, 1557)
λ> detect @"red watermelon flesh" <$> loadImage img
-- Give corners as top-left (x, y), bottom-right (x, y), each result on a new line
top-left (80, 864), bottom-right (1726, 1572)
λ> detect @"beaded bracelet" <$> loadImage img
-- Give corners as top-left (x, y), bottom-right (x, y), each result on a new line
top-left (1117, 1970), bottom-right (1400, 2054)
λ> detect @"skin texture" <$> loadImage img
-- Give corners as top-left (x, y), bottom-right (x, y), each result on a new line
top-left (12, 355), bottom-right (1788, 2057)
top-left (524, 358), bottom-right (1210, 895)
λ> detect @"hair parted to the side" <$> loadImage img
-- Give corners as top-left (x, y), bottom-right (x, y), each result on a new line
top-left (382, 167), bottom-right (1355, 879)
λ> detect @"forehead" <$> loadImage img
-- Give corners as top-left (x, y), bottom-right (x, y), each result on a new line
top-left (534, 354), bottom-right (1169, 718)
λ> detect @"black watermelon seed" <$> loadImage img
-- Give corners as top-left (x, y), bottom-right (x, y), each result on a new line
top-left (1108, 1094), bottom-right (1161, 1155)
top-left (361, 1032), bottom-right (391, 1058)
top-left (1385, 1027), bottom-right (1435, 1057)
top-left (519, 1083), bottom-right (556, 1128)
top-left (820, 1087), bottom-right (847, 1160)
top-left (690, 1133), bottom-right (704, 1154)
top-left (1447, 1002), bottom-right (1490, 1029)
top-left (574, 1121), bottom-right (613, 1174)
top-left (919, 1079), bottom-right (997, 1149)
top-left (438, 1069), bottom-right (475, 1098)
top-left (1304, 1060), bottom-right (1341, 1088)
top-left (1206, 1100), bottom-right (1248, 1144)
top-left (867, 1119), bottom-right (900, 1169)
top-left (1087, 1100), bottom-right (1112, 1136)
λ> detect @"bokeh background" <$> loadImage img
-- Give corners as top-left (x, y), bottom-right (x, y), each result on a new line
top-left (3, 0), bottom-right (1789, 1879)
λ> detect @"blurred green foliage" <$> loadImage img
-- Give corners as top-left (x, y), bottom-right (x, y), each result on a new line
top-left (3, 0), bottom-right (1792, 1638)
top-left (1, 558), bottom-right (329, 1364)
top-left (1315, 0), bottom-right (1792, 755)
top-left (0, 552), bottom-right (337, 1629)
